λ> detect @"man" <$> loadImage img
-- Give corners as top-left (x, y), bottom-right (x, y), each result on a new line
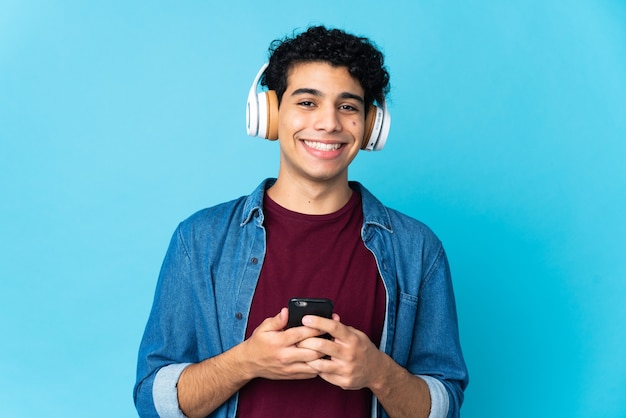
top-left (134, 26), bottom-right (468, 418)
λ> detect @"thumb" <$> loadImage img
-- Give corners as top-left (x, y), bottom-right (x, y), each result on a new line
top-left (258, 307), bottom-right (289, 332)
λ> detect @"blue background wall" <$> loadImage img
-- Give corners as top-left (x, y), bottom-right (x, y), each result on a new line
top-left (1, 1), bottom-right (625, 416)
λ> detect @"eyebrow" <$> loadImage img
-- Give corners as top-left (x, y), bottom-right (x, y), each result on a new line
top-left (291, 88), bottom-right (364, 104)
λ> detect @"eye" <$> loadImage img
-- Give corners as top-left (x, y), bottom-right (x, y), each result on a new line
top-left (298, 100), bottom-right (316, 107)
top-left (339, 104), bottom-right (360, 112)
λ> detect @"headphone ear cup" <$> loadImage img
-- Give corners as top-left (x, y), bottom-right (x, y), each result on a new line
top-left (255, 90), bottom-right (279, 140)
top-left (246, 91), bottom-right (259, 137)
top-left (361, 104), bottom-right (390, 151)
top-left (362, 106), bottom-right (378, 150)
top-left (247, 63), bottom-right (280, 140)
top-left (266, 90), bottom-right (279, 140)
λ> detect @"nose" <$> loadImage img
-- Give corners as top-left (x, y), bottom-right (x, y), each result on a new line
top-left (313, 105), bottom-right (342, 133)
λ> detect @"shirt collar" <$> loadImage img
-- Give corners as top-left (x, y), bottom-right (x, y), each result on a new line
top-left (241, 178), bottom-right (393, 234)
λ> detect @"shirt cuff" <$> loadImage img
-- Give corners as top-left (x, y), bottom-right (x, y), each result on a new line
top-left (418, 375), bottom-right (450, 418)
top-left (153, 363), bottom-right (191, 418)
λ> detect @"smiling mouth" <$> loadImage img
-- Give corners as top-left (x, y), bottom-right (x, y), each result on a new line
top-left (303, 140), bottom-right (343, 151)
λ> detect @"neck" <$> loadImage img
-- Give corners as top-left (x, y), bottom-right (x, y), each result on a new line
top-left (267, 175), bottom-right (353, 215)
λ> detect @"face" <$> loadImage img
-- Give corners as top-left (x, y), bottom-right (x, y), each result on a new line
top-left (276, 61), bottom-right (366, 187)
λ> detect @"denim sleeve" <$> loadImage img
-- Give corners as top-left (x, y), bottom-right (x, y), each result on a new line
top-left (415, 247), bottom-right (469, 417)
top-left (134, 224), bottom-right (199, 417)
top-left (388, 242), bottom-right (468, 418)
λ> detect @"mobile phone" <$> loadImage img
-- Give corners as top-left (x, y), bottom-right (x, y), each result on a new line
top-left (287, 298), bottom-right (334, 339)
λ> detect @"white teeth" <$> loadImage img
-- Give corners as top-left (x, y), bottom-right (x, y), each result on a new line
top-left (304, 140), bottom-right (342, 151)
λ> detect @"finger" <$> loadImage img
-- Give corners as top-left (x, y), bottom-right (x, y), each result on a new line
top-left (255, 308), bottom-right (289, 332)
top-left (307, 357), bottom-right (335, 373)
top-left (302, 315), bottom-right (345, 338)
top-left (297, 335), bottom-right (336, 358)
top-left (283, 325), bottom-right (329, 346)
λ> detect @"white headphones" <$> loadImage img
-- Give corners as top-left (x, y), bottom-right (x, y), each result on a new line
top-left (246, 63), bottom-right (391, 151)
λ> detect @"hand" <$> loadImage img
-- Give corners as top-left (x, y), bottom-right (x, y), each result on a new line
top-left (240, 308), bottom-right (328, 381)
top-left (296, 314), bottom-right (385, 390)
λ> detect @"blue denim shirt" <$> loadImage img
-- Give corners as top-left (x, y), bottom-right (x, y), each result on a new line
top-left (134, 179), bottom-right (468, 418)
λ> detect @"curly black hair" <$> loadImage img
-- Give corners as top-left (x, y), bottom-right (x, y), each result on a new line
top-left (262, 26), bottom-right (390, 110)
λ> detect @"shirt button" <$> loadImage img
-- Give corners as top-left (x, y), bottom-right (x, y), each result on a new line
top-left (235, 312), bottom-right (243, 320)
top-left (251, 257), bottom-right (258, 264)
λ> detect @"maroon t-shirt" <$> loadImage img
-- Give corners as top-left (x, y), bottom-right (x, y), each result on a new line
top-left (236, 191), bottom-right (386, 417)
